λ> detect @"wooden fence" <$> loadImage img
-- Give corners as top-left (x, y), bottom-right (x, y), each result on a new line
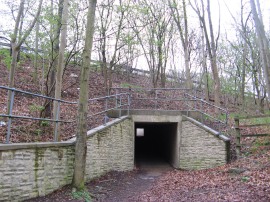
top-left (234, 114), bottom-right (270, 157)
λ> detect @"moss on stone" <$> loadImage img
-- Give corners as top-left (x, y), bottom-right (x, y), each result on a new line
top-left (34, 148), bottom-right (45, 195)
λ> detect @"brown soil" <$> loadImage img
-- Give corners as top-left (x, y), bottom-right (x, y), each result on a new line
top-left (25, 150), bottom-right (270, 202)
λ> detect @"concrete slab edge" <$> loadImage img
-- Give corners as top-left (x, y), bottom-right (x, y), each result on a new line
top-left (0, 141), bottom-right (74, 151)
top-left (86, 116), bottom-right (130, 137)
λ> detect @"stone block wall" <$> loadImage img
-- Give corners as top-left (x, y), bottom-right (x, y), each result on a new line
top-left (0, 116), bottom-right (133, 202)
top-left (0, 144), bottom-right (74, 201)
top-left (85, 118), bottom-right (134, 180)
top-left (180, 118), bottom-right (230, 170)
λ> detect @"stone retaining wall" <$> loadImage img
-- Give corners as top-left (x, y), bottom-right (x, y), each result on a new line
top-left (85, 118), bottom-right (134, 180)
top-left (0, 144), bottom-right (74, 202)
top-left (180, 116), bottom-right (230, 170)
top-left (0, 116), bottom-right (133, 202)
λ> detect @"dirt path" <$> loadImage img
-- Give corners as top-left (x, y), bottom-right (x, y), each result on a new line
top-left (26, 161), bottom-right (174, 202)
top-left (88, 163), bottom-right (173, 201)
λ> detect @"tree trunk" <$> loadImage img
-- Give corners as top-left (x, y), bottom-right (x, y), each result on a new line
top-left (250, 0), bottom-right (270, 99)
top-left (42, 0), bottom-right (63, 118)
top-left (7, 0), bottom-right (43, 113)
top-left (34, 18), bottom-right (40, 83)
top-left (53, 0), bottom-right (69, 141)
top-left (206, 0), bottom-right (221, 109)
top-left (169, 0), bottom-right (192, 89)
top-left (72, 0), bottom-right (97, 191)
top-left (241, 43), bottom-right (247, 108)
top-left (201, 21), bottom-right (209, 101)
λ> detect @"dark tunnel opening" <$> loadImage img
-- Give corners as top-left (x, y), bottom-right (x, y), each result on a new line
top-left (134, 122), bottom-right (178, 168)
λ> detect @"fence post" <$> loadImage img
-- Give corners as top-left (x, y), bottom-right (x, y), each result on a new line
top-left (53, 101), bottom-right (60, 142)
top-left (225, 110), bottom-right (228, 125)
top-left (234, 116), bottom-right (241, 158)
top-left (115, 93), bottom-right (118, 117)
top-left (185, 93), bottom-right (189, 117)
top-left (195, 89), bottom-right (197, 110)
top-left (128, 93), bottom-right (130, 116)
top-left (155, 89), bottom-right (157, 110)
top-left (104, 96), bottom-right (108, 125)
top-left (119, 96), bottom-right (122, 117)
top-left (6, 89), bottom-right (15, 143)
top-left (200, 99), bottom-right (203, 123)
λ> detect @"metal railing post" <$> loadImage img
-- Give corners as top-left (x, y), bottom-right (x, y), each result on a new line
top-left (155, 89), bottom-right (157, 110)
top-left (119, 96), bottom-right (122, 117)
top-left (128, 93), bottom-right (130, 116)
top-left (200, 99), bottom-right (203, 123)
top-left (115, 93), bottom-right (118, 117)
top-left (234, 116), bottom-right (241, 159)
top-left (226, 110), bottom-right (228, 125)
top-left (104, 96), bottom-right (108, 125)
top-left (115, 94), bottom-right (118, 109)
top-left (53, 101), bottom-right (60, 142)
top-left (6, 89), bottom-right (15, 143)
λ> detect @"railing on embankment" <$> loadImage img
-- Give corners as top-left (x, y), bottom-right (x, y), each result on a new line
top-left (0, 85), bottom-right (228, 143)
top-left (110, 87), bottom-right (228, 132)
top-left (0, 85), bottom-right (130, 143)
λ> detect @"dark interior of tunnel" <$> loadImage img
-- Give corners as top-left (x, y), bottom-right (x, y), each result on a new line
top-left (134, 122), bottom-right (177, 168)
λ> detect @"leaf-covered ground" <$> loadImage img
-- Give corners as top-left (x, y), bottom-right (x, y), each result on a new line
top-left (135, 151), bottom-right (270, 201)
top-left (26, 149), bottom-right (270, 202)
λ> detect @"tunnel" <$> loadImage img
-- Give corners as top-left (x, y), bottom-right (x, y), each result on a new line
top-left (134, 122), bottom-right (179, 168)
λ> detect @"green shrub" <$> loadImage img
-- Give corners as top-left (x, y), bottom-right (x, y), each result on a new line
top-left (0, 48), bottom-right (12, 69)
top-left (72, 189), bottom-right (92, 202)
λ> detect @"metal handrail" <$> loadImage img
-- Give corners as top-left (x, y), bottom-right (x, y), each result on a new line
top-left (0, 85), bottom-right (76, 104)
top-left (0, 86), bottom-right (130, 143)
top-left (184, 93), bottom-right (227, 112)
top-left (111, 87), bottom-right (228, 131)
top-left (184, 92), bottom-right (228, 128)
top-left (88, 93), bottom-right (130, 102)
top-left (111, 87), bottom-right (192, 91)
top-left (0, 114), bottom-right (74, 123)
top-left (0, 85), bottom-right (78, 143)
top-left (88, 93), bottom-right (130, 124)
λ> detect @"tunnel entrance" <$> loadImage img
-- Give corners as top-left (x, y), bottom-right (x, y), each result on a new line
top-left (134, 122), bottom-right (179, 169)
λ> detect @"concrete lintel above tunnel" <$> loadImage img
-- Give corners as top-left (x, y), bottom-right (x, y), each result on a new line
top-left (132, 114), bottom-right (182, 123)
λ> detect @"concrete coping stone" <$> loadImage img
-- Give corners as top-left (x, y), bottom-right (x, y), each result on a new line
top-left (0, 141), bottom-right (74, 151)
top-left (87, 116), bottom-right (130, 137)
top-left (183, 115), bottom-right (230, 142)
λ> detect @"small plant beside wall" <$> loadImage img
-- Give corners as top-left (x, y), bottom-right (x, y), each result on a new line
top-left (72, 189), bottom-right (94, 202)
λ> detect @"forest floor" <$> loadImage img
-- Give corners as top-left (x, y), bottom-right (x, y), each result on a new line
top-left (0, 58), bottom-right (270, 201)
top-left (26, 149), bottom-right (270, 201)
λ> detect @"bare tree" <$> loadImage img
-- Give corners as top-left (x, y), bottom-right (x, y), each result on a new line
top-left (72, 0), bottom-right (97, 191)
top-left (53, 0), bottom-right (69, 141)
top-left (7, 0), bottom-right (43, 112)
top-left (131, 0), bottom-right (172, 88)
top-left (169, 0), bottom-right (192, 89)
top-left (41, 0), bottom-right (64, 118)
top-left (97, 0), bottom-right (131, 92)
top-left (250, 0), bottom-right (270, 100)
top-left (190, 0), bottom-right (221, 109)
